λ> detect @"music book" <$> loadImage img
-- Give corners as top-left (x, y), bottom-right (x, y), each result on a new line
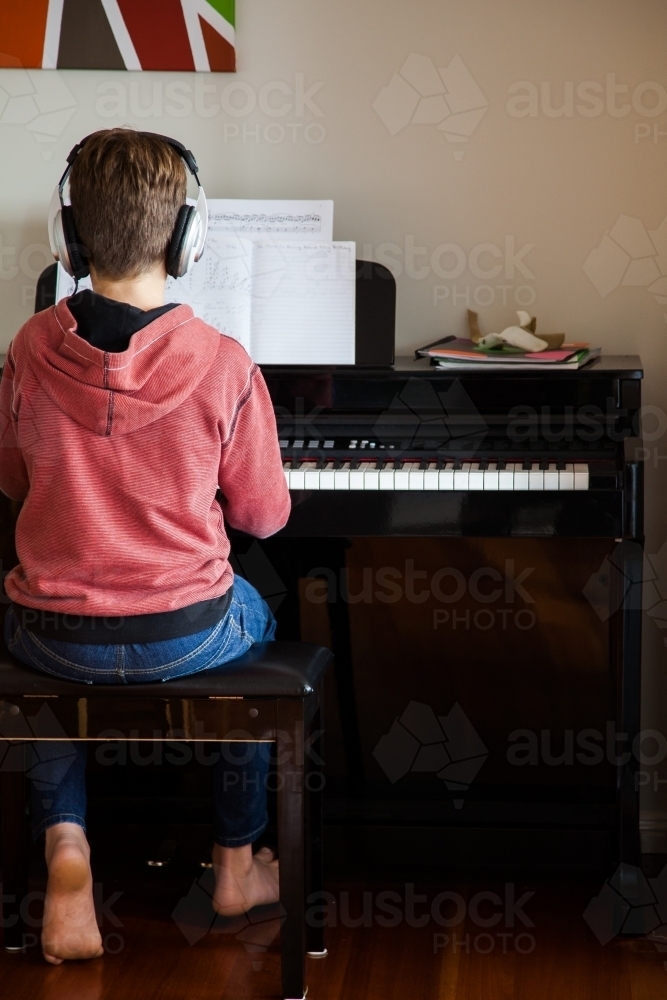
top-left (55, 199), bottom-right (356, 365)
top-left (433, 348), bottom-right (599, 371)
top-left (414, 336), bottom-right (599, 370)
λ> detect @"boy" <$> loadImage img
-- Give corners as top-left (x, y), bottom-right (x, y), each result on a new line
top-left (0, 129), bottom-right (291, 964)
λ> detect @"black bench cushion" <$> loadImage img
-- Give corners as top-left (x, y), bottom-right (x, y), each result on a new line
top-left (0, 641), bottom-right (331, 699)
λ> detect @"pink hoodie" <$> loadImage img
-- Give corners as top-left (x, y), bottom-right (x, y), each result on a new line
top-left (0, 299), bottom-right (290, 616)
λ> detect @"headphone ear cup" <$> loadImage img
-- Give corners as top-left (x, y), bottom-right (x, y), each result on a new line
top-left (167, 205), bottom-right (196, 278)
top-left (61, 205), bottom-right (89, 280)
top-left (51, 210), bottom-right (73, 277)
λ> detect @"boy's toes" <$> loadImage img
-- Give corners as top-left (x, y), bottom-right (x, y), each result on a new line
top-left (44, 953), bottom-right (64, 966)
top-left (255, 847), bottom-right (276, 863)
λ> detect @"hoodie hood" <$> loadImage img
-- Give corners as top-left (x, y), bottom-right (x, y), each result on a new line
top-left (24, 299), bottom-right (220, 437)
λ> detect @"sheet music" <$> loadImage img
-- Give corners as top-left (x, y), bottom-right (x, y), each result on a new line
top-left (54, 202), bottom-right (355, 364)
top-left (206, 199), bottom-right (333, 241)
top-left (250, 241), bottom-right (356, 365)
top-left (165, 233), bottom-right (253, 350)
top-left (56, 267), bottom-right (91, 300)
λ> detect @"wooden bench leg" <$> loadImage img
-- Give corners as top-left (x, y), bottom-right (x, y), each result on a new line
top-left (277, 700), bottom-right (306, 1000)
top-left (1, 742), bottom-right (29, 952)
top-left (306, 705), bottom-right (327, 958)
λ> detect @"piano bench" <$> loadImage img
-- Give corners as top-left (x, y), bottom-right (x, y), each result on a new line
top-left (0, 639), bottom-right (332, 1000)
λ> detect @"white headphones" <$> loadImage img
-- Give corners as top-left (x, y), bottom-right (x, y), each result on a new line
top-left (48, 131), bottom-right (208, 281)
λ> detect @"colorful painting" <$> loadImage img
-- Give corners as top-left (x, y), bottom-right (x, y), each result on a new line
top-left (0, 0), bottom-right (236, 72)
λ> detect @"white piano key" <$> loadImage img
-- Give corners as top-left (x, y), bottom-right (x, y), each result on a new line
top-left (283, 463), bottom-right (291, 488)
top-left (498, 462), bottom-right (514, 490)
top-left (454, 462), bottom-right (471, 490)
top-left (290, 462), bottom-right (306, 490)
top-left (529, 462), bottom-right (544, 490)
top-left (319, 462), bottom-right (336, 489)
top-left (439, 462), bottom-right (455, 490)
top-left (303, 463), bottom-right (320, 489)
top-left (483, 462), bottom-right (499, 490)
top-left (514, 464), bottom-right (529, 490)
top-left (334, 462), bottom-right (351, 489)
top-left (349, 465), bottom-right (365, 489)
top-left (364, 463), bottom-right (380, 490)
top-left (574, 463), bottom-right (589, 490)
top-left (394, 462), bottom-right (410, 490)
top-left (408, 462), bottom-right (425, 490)
top-left (424, 462), bottom-right (439, 490)
top-left (544, 463), bottom-right (559, 490)
top-left (559, 463), bottom-right (574, 490)
top-left (468, 462), bottom-right (484, 490)
top-left (379, 462), bottom-right (395, 490)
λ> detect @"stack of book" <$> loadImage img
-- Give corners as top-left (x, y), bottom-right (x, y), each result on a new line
top-left (417, 338), bottom-right (600, 371)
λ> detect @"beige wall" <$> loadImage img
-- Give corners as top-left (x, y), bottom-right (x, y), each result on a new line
top-left (1, 0), bottom-right (666, 838)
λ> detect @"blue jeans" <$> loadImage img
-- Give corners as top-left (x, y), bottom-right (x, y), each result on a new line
top-left (4, 576), bottom-right (275, 846)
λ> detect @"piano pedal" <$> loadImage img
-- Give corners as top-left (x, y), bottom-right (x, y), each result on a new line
top-left (146, 837), bottom-right (178, 868)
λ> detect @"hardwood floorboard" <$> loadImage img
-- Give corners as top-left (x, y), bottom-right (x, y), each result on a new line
top-left (0, 869), bottom-right (665, 999)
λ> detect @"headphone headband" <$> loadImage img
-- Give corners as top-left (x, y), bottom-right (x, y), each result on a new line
top-left (49, 130), bottom-right (208, 282)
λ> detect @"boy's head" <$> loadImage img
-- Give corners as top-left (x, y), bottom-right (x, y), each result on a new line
top-left (69, 128), bottom-right (187, 280)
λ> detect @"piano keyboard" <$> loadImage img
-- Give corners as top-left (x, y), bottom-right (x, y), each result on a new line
top-left (283, 460), bottom-right (590, 491)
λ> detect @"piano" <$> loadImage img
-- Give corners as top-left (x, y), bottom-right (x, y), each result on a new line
top-left (31, 263), bottom-right (644, 872)
top-left (261, 353), bottom-right (645, 872)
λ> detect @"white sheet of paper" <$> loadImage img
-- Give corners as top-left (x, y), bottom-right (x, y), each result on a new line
top-left (165, 233), bottom-right (253, 351)
top-left (249, 241), bottom-right (356, 365)
top-left (206, 199), bottom-right (333, 241)
top-left (56, 267), bottom-right (90, 300)
top-left (54, 202), bottom-right (354, 364)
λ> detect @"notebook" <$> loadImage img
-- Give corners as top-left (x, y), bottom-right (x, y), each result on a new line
top-left (433, 348), bottom-right (600, 371)
top-left (166, 234), bottom-right (356, 364)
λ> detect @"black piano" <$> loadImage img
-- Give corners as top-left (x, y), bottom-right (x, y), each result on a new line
top-left (32, 263), bottom-right (644, 873)
top-left (253, 356), bottom-right (644, 873)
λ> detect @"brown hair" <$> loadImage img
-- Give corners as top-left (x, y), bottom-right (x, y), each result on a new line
top-left (69, 128), bottom-right (187, 280)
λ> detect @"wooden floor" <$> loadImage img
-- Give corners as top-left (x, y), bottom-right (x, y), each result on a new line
top-left (0, 864), bottom-right (665, 999)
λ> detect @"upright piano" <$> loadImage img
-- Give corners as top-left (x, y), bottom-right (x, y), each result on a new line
top-left (256, 353), bottom-right (644, 871)
top-left (32, 263), bottom-right (644, 871)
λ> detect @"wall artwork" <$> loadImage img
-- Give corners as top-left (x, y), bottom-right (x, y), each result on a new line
top-left (0, 0), bottom-right (236, 72)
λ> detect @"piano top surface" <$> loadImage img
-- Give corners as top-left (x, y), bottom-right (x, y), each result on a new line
top-left (262, 355), bottom-right (643, 379)
top-left (0, 353), bottom-right (642, 378)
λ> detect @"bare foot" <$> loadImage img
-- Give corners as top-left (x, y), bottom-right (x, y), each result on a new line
top-left (211, 844), bottom-right (280, 916)
top-left (42, 824), bottom-right (104, 965)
